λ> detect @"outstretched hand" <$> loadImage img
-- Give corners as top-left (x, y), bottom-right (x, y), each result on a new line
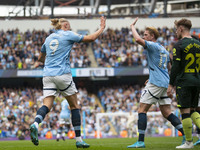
top-left (100, 16), bottom-right (106, 30)
top-left (130, 17), bottom-right (139, 26)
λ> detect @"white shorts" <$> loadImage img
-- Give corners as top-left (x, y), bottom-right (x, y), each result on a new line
top-left (59, 118), bottom-right (71, 125)
top-left (43, 73), bottom-right (78, 98)
top-left (140, 83), bottom-right (171, 105)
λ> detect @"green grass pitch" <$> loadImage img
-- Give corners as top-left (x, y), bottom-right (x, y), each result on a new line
top-left (0, 137), bottom-right (199, 150)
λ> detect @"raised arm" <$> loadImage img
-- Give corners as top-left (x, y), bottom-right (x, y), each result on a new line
top-left (130, 17), bottom-right (145, 47)
top-left (82, 16), bottom-right (106, 42)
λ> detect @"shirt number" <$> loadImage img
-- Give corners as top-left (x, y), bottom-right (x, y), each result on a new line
top-left (185, 53), bottom-right (200, 73)
top-left (49, 39), bottom-right (59, 55)
top-left (159, 53), bottom-right (168, 69)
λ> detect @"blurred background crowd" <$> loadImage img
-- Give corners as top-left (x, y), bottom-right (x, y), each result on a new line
top-left (0, 26), bottom-right (190, 70)
top-left (0, 84), bottom-right (178, 139)
top-left (0, 29), bottom-right (91, 69)
top-left (0, 25), bottom-right (191, 139)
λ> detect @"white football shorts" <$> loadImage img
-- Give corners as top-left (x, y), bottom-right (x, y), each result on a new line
top-left (140, 82), bottom-right (171, 105)
top-left (59, 118), bottom-right (71, 125)
top-left (43, 73), bottom-right (78, 98)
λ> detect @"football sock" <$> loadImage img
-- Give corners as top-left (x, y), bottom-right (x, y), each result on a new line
top-left (191, 111), bottom-right (200, 129)
top-left (76, 137), bottom-right (83, 142)
top-left (182, 113), bottom-right (192, 141)
top-left (167, 113), bottom-right (184, 135)
top-left (34, 105), bottom-right (49, 127)
top-left (138, 113), bottom-right (147, 142)
top-left (71, 109), bottom-right (81, 138)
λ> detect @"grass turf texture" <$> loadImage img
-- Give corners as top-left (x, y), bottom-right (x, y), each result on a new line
top-left (0, 137), bottom-right (199, 150)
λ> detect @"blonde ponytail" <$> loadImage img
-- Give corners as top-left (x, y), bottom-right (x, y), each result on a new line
top-left (51, 18), bottom-right (61, 30)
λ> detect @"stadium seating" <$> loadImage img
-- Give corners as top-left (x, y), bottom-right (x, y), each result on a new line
top-left (0, 29), bottom-right (91, 69)
top-left (92, 27), bottom-right (177, 67)
top-left (0, 26), bottom-right (180, 69)
top-left (0, 85), bottom-right (178, 139)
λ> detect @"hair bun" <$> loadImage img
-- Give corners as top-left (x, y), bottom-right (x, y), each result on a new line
top-left (51, 18), bottom-right (59, 26)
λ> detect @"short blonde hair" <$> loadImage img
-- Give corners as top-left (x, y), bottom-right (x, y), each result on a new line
top-left (174, 18), bottom-right (192, 30)
top-left (50, 18), bottom-right (68, 30)
top-left (146, 27), bottom-right (160, 40)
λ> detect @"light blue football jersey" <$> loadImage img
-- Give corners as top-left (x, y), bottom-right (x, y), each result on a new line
top-left (41, 30), bottom-right (84, 76)
top-left (145, 41), bottom-right (170, 88)
top-left (60, 99), bottom-right (70, 118)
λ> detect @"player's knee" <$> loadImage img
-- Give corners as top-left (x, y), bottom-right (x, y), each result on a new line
top-left (69, 104), bottom-right (80, 110)
top-left (138, 110), bottom-right (147, 113)
top-left (163, 112), bottom-right (171, 119)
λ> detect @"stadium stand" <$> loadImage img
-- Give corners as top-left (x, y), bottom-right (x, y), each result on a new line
top-left (0, 87), bottom-right (100, 138)
top-left (0, 2), bottom-right (199, 150)
top-left (0, 11), bottom-right (199, 140)
top-left (0, 26), bottom-right (181, 69)
top-left (0, 22), bottom-right (195, 139)
top-left (92, 27), bottom-right (178, 67)
top-left (0, 84), bottom-right (178, 139)
top-left (0, 29), bottom-right (91, 69)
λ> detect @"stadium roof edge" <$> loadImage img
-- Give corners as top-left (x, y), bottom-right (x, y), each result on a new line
top-left (0, 0), bottom-right (199, 7)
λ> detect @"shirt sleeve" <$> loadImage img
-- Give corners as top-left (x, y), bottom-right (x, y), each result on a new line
top-left (41, 44), bottom-right (46, 53)
top-left (169, 41), bottom-right (182, 85)
top-left (144, 41), bottom-right (158, 52)
top-left (68, 31), bottom-right (84, 43)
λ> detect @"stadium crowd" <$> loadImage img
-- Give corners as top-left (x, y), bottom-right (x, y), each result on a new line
top-left (0, 29), bottom-right (91, 69)
top-left (98, 85), bottom-right (177, 113)
top-left (0, 27), bottom-right (199, 69)
top-left (0, 86), bottom-right (103, 139)
top-left (0, 27), bottom-right (184, 69)
top-left (0, 85), bottom-right (178, 139)
top-left (92, 27), bottom-right (178, 67)
top-left (97, 85), bottom-right (178, 138)
top-left (0, 25), bottom-right (188, 139)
